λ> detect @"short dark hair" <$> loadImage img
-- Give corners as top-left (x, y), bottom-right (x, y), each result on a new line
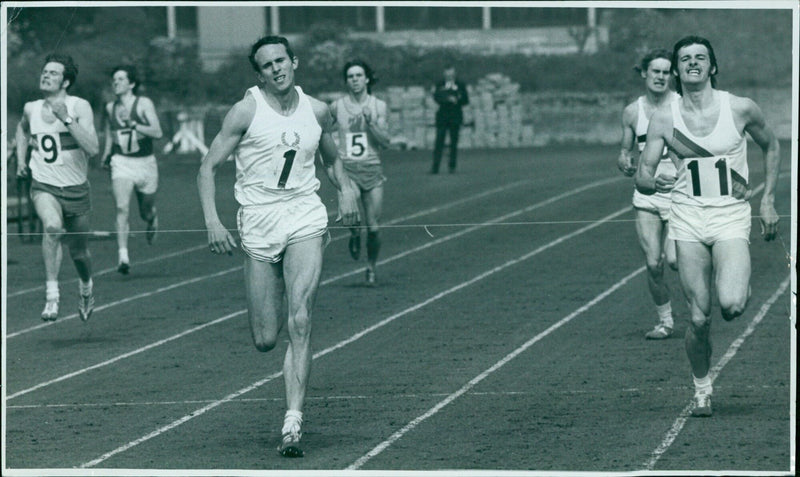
top-left (671, 35), bottom-right (718, 95)
top-left (634, 48), bottom-right (671, 74)
top-left (342, 59), bottom-right (377, 94)
top-left (248, 35), bottom-right (295, 72)
top-left (43, 53), bottom-right (78, 90)
top-left (110, 65), bottom-right (140, 94)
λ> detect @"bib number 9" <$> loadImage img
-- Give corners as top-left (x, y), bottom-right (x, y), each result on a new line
top-left (685, 156), bottom-right (732, 197)
top-left (116, 129), bottom-right (140, 155)
top-left (37, 133), bottom-right (62, 165)
top-left (346, 132), bottom-right (368, 159)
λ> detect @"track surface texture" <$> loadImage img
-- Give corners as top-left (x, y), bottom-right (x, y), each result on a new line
top-left (3, 143), bottom-right (795, 475)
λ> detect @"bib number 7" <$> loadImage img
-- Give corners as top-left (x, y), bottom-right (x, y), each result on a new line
top-left (684, 156), bottom-right (732, 197)
top-left (116, 129), bottom-right (140, 155)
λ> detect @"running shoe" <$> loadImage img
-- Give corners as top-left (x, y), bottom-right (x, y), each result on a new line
top-left (645, 323), bottom-right (672, 340)
top-left (365, 268), bottom-right (376, 286)
top-left (146, 215), bottom-right (158, 245)
top-left (117, 261), bottom-right (130, 275)
top-left (691, 389), bottom-right (712, 417)
top-left (348, 233), bottom-right (361, 260)
top-left (278, 431), bottom-right (304, 457)
top-left (41, 300), bottom-right (59, 321)
top-left (78, 291), bottom-right (95, 322)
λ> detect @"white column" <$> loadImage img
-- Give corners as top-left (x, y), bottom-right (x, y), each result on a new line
top-left (270, 5), bottom-right (280, 34)
top-left (587, 7), bottom-right (596, 28)
top-left (166, 6), bottom-right (176, 38)
top-left (376, 5), bottom-right (385, 33)
top-left (482, 6), bottom-right (491, 30)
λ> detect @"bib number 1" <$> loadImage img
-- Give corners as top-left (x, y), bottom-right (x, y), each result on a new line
top-left (685, 156), bottom-right (732, 197)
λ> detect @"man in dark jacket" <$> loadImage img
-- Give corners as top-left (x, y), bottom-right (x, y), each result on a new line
top-left (431, 66), bottom-right (469, 173)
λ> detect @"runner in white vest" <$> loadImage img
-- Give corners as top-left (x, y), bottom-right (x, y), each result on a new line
top-left (618, 49), bottom-right (680, 340)
top-left (636, 36), bottom-right (781, 418)
top-left (197, 36), bottom-right (360, 458)
top-left (15, 53), bottom-right (100, 322)
top-left (330, 59), bottom-right (391, 285)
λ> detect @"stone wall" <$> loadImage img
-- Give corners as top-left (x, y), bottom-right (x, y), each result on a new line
top-left (359, 81), bottom-right (792, 148)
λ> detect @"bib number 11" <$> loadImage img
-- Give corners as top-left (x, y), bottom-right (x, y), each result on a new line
top-left (685, 156), bottom-right (732, 197)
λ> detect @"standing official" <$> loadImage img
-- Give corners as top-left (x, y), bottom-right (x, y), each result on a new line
top-left (431, 66), bottom-right (469, 174)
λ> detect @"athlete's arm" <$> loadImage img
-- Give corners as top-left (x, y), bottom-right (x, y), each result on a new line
top-left (101, 103), bottom-right (114, 168)
top-left (48, 97), bottom-right (99, 157)
top-left (133, 97), bottom-right (163, 139)
top-left (312, 98), bottom-right (360, 226)
top-left (197, 97), bottom-right (253, 255)
top-left (635, 106), bottom-right (675, 195)
top-left (15, 104), bottom-right (32, 177)
top-left (618, 102), bottom-right (637, 176)
top-left (738, 97), bottom-right (781, 241)
top-left (364, 99), bottom-right (391, 149)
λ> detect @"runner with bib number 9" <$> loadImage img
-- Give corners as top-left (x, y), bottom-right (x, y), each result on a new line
top-left (14, 53), bottom-right (100, 322)
top-left (330, 59), bottom-right (391, 285)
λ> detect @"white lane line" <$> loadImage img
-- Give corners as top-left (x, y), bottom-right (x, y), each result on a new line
top-left (5, 179), bottom-right (536, 300)
top-left (6, 178), bottom-right (548, 337)
top-left (643, 275), bottom-right (791, 471)
top-left (347, 264), bottom-right (646, 470)
top-left (7, 310), bottom-right (246, 401)
top-left (7, 267), bottom-right (242, 339)
top-left (6, 244), bottom-right (209, 299)
top-left (8, 178), bottom-right (623, 399)
top-left (79, 205), bottom-right (631, 468)
top-left (10, 384), bottom-right (790, 410)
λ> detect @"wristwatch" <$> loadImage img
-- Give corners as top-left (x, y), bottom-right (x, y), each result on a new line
top-left (63, 115), bottom-right (74, 126)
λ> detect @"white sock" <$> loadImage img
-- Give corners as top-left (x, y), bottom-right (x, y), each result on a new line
top-left (79, 278), bottom-right (93, 296)
top-left (46, 280), bottom-right (59, 302)
top-left (119, 248), bottom-right (129, 264)
top-left (656, 302), bottom-right (673, 327)
top-left (282, 410), bottom-right (303, 434)
top-left (693, 374), bottom-right (712, 394)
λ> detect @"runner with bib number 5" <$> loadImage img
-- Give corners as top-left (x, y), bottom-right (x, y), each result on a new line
top-left (330, 59), bottom-right (391, 285)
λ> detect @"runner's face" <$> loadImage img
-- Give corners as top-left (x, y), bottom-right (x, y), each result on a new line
top-left (254, 44), bottom-right (296, 94)
top-left (346, 66), bottom-right (368, 95)
top-left (112, 70), bottom-right (135, 96)
top-left (644, 58), bottom-right (671, 94)
top-left (675, 43), bottom-right (715, 88)
top-left (39, 62), bottom-right (67, 93)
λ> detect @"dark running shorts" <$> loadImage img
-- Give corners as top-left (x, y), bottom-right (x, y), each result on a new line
top-left (341, 160), bottom-right (386, 191)
top-left (30, 179), bottom-right (92, 218)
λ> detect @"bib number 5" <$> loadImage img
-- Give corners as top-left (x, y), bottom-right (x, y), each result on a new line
top-left (346, 132), bottom-right (368, 159)
top-left (685, 156), bottom-right (732, 197)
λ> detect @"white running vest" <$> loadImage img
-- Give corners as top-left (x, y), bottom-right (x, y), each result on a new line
top-left (670, 91), bottom-right (748, 207)
top-left (635, 92), bottom-right (678, 178)
top-left (331, 95), bottom-right (381, 164)
top-left (28, 97), bottom-right (89, 187)
top-left (234, 86), bottom-right (322, 206)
